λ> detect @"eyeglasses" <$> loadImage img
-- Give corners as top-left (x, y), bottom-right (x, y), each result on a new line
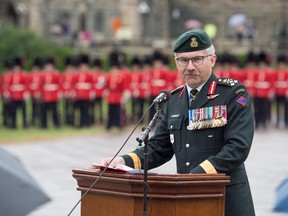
top-left (176, 55), bottom-right (212, 67)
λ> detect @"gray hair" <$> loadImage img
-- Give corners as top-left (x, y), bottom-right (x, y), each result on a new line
top-left (205, 44), bottom-right (216, 55)
top-left (174, 44), bottom-right (216, 56)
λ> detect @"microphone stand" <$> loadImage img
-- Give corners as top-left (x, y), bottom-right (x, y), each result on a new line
top-left (136, 102), bottom-right (164, 216)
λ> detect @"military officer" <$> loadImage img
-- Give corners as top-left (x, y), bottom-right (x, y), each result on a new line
top-left (97, 29), bottom-right (255, 216)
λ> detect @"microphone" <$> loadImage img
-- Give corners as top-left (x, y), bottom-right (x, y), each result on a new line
top-left (153, 90), bottom-right (171, 103)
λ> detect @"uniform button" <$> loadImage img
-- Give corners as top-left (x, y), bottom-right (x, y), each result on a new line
top-left (186, 143), bottom-right (190, 148)
top-left (186, 162), bottom-right (190, 166)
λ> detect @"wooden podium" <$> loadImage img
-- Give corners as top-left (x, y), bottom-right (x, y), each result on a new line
top-left (72, 169), bottom-right (230, 216)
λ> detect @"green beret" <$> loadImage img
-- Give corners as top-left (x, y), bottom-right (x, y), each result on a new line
top-left (173, 29), bottom-right (212, 53)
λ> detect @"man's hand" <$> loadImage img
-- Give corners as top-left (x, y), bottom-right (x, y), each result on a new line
top-left (96, 156), bottom-right (126, 168)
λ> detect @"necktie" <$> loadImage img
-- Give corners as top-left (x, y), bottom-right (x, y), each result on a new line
top-left (189, 89), bottom-right (198, 107)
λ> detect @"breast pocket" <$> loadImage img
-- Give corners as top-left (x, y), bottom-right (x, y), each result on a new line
top-left (168, 117), bottom-right (184, 153)
top-left (197, 127), bottom-right (224, 151)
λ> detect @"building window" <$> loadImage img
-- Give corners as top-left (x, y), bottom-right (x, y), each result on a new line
top-left (94, 11), bottom-right (104, 33)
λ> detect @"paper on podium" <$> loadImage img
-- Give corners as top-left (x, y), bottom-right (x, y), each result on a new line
top-left (92, 163), bottom-right (156, 174)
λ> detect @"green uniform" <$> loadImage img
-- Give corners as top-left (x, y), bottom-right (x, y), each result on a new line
top-left (123, 73), bottom-right (255, 216)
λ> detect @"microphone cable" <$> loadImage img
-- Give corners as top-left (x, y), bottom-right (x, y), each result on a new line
top-left (67, 102), bottom-right (155, 216)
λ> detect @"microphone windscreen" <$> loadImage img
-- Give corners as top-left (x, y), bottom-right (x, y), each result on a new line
top-left (161, 90), bottom-right (171, 101)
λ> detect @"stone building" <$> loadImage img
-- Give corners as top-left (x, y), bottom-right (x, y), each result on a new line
top-left (1, 0), bottom-right (287, 57)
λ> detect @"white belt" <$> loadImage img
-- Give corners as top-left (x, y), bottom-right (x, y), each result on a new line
top-left (76, 83), bottom-right (91, 89)
top-left (254, 82), bottom-right (270, 88)
top-left (275, 81), bottom-right (288, 88)
top-left (44, 84), bottom-right (58, 91)
top-left (11, 84), bottom-right (25, 91)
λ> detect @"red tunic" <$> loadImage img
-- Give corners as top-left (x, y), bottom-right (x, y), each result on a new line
top-left (105, 71), bottom-right (126, 104)
top-left (150, 68), bottom-right (168, 96)
top-left (253, 68), bottom-right (275, 98)
top-left (71, 70), bottom-right (94, 100)
top-left (40, 71), bottom-right (61, 102)
top-left (8, 71), bottom-right (29, 101)
top-left (274, 68), bottom-right (288, 97)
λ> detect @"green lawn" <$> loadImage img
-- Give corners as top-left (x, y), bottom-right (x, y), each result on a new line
top-left (0, 126), bottom-right (109, 144)
top-left (0, 99), bottom-right (151, 144)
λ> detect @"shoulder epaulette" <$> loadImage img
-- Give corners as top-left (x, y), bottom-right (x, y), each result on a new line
top-left (171, 85), bottom-right (184, 95)
top-left (217, 78), bottom-right (239, 87)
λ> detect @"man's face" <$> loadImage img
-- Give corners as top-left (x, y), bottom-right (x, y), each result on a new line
top-left (174, 50), bottom-right (217, 89)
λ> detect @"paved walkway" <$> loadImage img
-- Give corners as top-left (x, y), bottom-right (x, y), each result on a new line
top-left (1, 128), bottom-right (288, 216)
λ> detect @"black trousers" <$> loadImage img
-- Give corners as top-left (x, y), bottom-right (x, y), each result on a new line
top-left (63, 98), bottom-right (74, 126)
top-left (254, 97), bottom-right (270, 128)
top-left (2, 100), bottom-right (12, 128)
top-left (40, 101), bottom-right (60, 128)
top-left (31, 99), bottom-right (41, 127)
top-left (276, 95), bottom-right (288, 127)
top-left (107, 104), bottom-right (121, 129)
top-left (73, 100), bottom-right (90, 127)
top-left (10, 100), bottom-right (27, 129)
top-left (131, 98), bottom-right (145, 123)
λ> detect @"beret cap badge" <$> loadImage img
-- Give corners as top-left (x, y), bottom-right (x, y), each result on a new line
top-left (190, 37), bottom-right (198, 48)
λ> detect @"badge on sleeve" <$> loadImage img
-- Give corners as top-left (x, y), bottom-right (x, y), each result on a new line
top-left (236, 96), bottom-right (247, 106)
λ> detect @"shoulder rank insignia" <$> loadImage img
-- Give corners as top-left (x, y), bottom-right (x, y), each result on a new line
top-left (171, 85), bottom-right (185, 98)
top-left (171, 85), bottom-right (184, 95)
top-left (218, 78), bottom-right (239, 87)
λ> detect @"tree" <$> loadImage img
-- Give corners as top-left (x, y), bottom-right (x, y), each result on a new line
top-left (0, 26), bottom-right (75, 71)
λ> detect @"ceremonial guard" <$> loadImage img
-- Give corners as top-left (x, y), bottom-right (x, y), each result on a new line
top-left (71, 54), bottom-right (94, 127)
top-left (28, 57), bottom-right (43, 127)
top-left (39, 57), bottom-right (61, 128)
top-left (90, 58), bottom-right (106, 124)
top-left (61, 57), bottom-right (77, 126)
top-left (118, 52), bottom-right (131, 127)
top-left (129, 56), bottom-right (144, 123)
top-left (139, 55), bottom-right (153, 124)
top-left (0, 59), bottom-right (13, 128)
top-left (253, 52), bottom-right (275, 129)
top-left (274, 54), bottom-right (288, 128)
top-left (8, 57), bottom-right (29, 129)
top-left (149, 50), bottom-right (169, 120)
top-left (228, 55), bottom-right (245, 83)
top-left (242, 51), bottom-right (259, 103)
top-left (99, 29), bottom-right (256, 216)
top-left (168, 68), bottom-right (185, 91)
top-left (105, 57), bottom-right (127, 130)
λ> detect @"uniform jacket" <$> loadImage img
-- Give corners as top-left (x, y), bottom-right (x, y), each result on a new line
top-left (71, 70), bottom-right (94, 100)
top-left (8, 71), bottom-right (29, 101)
top-left (40, 71), bottom-right (61, 102)
top-left (254, 68), bottom-right (275, 98)
top-left (274, 68), bottom-right (288, 97)
top-left (123, 73), bottom-right (255, 216)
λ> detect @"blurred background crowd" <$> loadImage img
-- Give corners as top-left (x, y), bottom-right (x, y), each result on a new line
top-left (0, 49), bottom-right (288, 131)
top-left (0, 0), bottom-right (288, 131)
